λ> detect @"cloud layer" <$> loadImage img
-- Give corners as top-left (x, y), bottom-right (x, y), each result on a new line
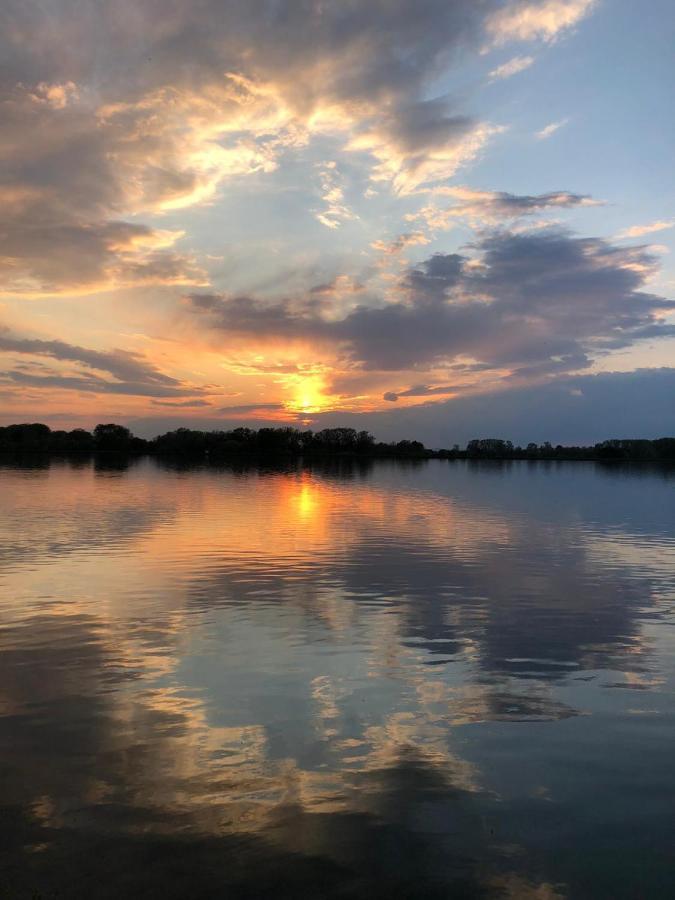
top-left (0, 329), bottom-right (205, 398)
top-left (0, 0), bottom-right (598, 293)
top-left (186, 228), bottom-right (674, 385)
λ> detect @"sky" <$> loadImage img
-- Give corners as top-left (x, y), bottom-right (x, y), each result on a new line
top-left (1, 0), bottom-right (674, 445)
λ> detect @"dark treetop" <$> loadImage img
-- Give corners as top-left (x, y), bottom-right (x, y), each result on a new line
top-left (1, 423), bottom-right (674, 461)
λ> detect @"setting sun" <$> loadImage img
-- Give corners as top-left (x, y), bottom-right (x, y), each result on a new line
top-left (289, 375), bottom-right (332, 415)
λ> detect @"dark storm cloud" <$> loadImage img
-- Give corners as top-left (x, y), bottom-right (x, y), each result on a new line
top-left (186, 228), bottom-right (675, 375)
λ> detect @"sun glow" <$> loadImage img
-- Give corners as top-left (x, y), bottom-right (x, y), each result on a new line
top-left (289, 375), bottom-right (331, 414)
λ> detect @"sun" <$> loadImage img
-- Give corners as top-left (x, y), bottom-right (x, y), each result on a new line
top-left (289, 375), bottom-right (330, 414)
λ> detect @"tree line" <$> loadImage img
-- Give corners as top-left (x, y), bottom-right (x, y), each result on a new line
top-left (0, 423), bottom-right (674, 461)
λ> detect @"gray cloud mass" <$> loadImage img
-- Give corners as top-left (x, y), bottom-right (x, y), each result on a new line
top-left (186, 228), bottom-right (675, 377)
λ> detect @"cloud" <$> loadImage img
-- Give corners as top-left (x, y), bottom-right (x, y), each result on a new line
top-left (488, 55), bottom-right (535, 80)
top-left (0, 328), bottom-right (207, 398)
top-left (384, 384), bottom-right (464, 402)
top-left (218, 402), bottom-right (287, 414)
top-left (28, 80), bottom-right (79, 109)
top-left (0, 83), bottom-right (212, 294)
top-left (0, 370), bottom-right (204, 398)
top-left (309, 275), bottom-right (365, 297)
top-left (536, 119), bottom-right (569, 140)
top-left (0, 183), bottom-right (207, 295)
top-left (313, 162), bottom-right (356, 230)
top-left (3, 0), bottom-right (546, 293)
top-left (151, 399), bottom-right (213, 408)
top-left (617, 220), bottom-right (675, 239)
top-left (0, 0), bottom-right (604, 296)
top-left (185, 228), bottom-right (675, 381)
top-left (408, 186), bottom-right (599, 230)
top-left (371, 232), bottom-right (430, 256)
top-left (348, 104), bottom-right (503, 194)
top-left (0, 332), bottom-right (179, 385)
top-left (486, 0), bottom-right (595, 45)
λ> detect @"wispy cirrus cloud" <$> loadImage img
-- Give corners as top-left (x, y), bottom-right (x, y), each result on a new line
top-left (489, 55), bottom-right (535, 81)
top-left (151, 399), bottom-right (213, 408)
top-left (536, 119), bottom-right (569, 139)
top-left (384, 384), bottom-right (464, 402)
top-left (313, 162), bottom-right (357, 230)
top-left (617, 220), bottom-right (675, 239)
top-left (348, 106), bottom-right (504, 195)
top-left (371, 232), bottom-right (431, 257)
top-left (487, 0), bottom-right (595, 45)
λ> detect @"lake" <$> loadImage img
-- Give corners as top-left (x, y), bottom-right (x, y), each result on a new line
top-left (1, 457), bottom-right (674, 899)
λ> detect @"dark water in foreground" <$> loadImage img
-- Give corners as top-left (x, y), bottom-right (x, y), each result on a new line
top-left (1, 457), bottom-right (674, 899)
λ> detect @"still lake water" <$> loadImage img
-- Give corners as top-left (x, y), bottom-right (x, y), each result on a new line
top-left (1, 457), bottom-right (674, 899)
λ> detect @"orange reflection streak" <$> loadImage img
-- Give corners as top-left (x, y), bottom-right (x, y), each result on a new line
top-left (294, 478), bottom-right (319, 522)
top-left (0, 463), bottom-right (512, 624)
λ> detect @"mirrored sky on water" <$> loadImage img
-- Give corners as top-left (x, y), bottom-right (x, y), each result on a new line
top-left (1, 459), bottom-right (674, 898)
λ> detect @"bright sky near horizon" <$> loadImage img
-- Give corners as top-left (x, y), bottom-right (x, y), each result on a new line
top-left (1, 0), bottom-right (674, 443)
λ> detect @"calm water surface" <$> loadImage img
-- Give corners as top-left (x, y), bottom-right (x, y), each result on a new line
top-left (1, 457), bottom-right (674, 898)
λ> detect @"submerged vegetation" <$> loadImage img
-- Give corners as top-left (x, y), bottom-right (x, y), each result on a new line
top-left (1, 423), bottom-right (674, 461)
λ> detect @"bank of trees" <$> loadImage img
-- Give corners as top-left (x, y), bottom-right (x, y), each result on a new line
top-left (149, 426), bottom-right (433, 457)
top-left (1, 422), bottom-right (674, 460)
top-left (460, 437), bottom-right (675, 461)
top-left (0, 423), bottom-right (144, 454)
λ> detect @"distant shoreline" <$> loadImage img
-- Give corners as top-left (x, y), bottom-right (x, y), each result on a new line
top-left (1, 423), bottom-right (674, 463)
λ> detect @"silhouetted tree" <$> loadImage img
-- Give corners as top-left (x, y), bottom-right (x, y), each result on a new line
top-left (94, 423), bottom-right (133, 452)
